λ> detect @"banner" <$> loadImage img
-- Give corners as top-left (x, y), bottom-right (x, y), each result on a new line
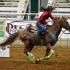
top-left (5, 20), bottom-right (36, 34)
top-left (0, 20), bottom-right (10, 57)
top-left (0, 45), bottom-right (10, 57)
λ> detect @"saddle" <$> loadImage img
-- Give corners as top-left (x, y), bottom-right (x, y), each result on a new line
top-left (27, 24), bottom-right (51, 35)
top-left (27, 24), bottom-right (38, 34)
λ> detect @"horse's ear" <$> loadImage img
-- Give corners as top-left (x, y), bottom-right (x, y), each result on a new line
top-left (62, 16), bottom-right (65, 19)
top-left (62, 16), bottom-right (68, 20)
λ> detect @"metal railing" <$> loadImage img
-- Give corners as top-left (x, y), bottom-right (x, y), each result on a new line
top-left (0, 12), bottom-right (70, 20)
top-left (0, 1), bottom-right (18, 6)
top-left (0, 13), bottom-right (38, 20)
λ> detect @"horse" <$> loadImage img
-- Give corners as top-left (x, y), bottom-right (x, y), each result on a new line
top-left (0, 16), bottom-right (70, 63)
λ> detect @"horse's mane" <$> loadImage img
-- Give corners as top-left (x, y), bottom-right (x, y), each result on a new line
top-left (55, 16), bottom-right (68, 22)
top-left (53, 17), bottom-right (61, 24)
top-left (53, 16), bottom-right (68, 26)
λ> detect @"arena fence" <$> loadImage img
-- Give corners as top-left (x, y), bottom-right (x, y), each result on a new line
top-left (0, 13), bottom-right (70, 20)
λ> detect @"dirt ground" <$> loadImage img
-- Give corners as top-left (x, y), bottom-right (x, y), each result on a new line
top-left (0, 44), bottom-right (70, 70)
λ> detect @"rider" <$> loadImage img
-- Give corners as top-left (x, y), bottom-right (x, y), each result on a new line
top-left (36, 6), bottom-right (56, 35)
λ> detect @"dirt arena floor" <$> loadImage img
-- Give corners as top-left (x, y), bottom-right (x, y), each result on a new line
top-left (0, 44), bottom-right (70, 70)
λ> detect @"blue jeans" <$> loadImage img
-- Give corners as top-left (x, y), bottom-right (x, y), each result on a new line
top-left (37, 22), bottom-right (46, 35)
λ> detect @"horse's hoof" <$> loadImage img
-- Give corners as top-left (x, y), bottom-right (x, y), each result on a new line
top-left (32, 59), bottom-right (40, 64)
top-left (32, 60), bottom-right (37, 64)
top-left (36, 59), bottom-right (40, 62)
top-left (36, 59), bottom-right (41, 63)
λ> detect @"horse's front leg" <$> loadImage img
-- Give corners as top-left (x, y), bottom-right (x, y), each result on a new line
top-left (45, 43), bottom-right (54, 60)
top-left (37, 43), bottom-right (54, 62)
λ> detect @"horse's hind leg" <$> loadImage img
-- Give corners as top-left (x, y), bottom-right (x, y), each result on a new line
top-left (23, 40), bottom-right (34, 55)
top-left (23, 40), bottom-right (36, 63)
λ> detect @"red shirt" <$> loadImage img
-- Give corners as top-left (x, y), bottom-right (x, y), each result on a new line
top-left (37, 11), bottom-right (54, 25)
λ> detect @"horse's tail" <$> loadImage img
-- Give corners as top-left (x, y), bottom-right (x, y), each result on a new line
top-left (0, 32), bottom-right (18, 46)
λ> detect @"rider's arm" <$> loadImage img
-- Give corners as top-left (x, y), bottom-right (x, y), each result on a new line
top-left (50, 13), bottom-right (57, 20)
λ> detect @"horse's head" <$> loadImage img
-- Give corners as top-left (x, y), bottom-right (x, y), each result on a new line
top-left (60, 16), bottom-right (70, 31)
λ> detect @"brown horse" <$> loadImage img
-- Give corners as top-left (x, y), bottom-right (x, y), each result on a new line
top-left (0, 16), bottom-right (70, 63)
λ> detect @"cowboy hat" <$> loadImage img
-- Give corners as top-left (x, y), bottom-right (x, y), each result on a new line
top-left (46, 6), bottom-right (55, 10)
top-left (41, 6), bottom-right (55, 11)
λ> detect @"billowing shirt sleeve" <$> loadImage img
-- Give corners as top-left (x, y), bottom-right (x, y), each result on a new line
top-left (50, 13), bottom-right (54, 19)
